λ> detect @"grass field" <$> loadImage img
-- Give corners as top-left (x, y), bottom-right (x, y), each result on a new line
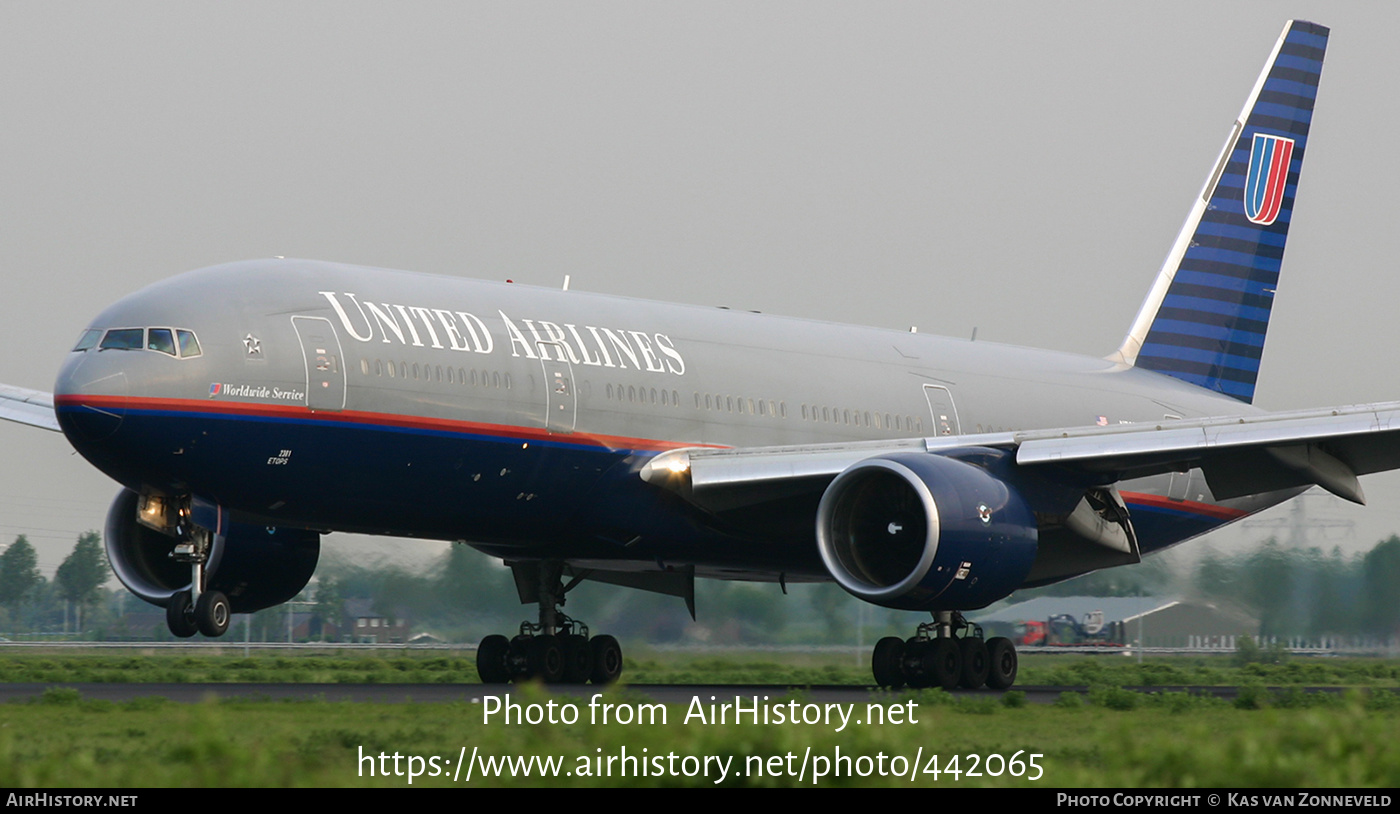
top-left (0, 648), bottom-right (1398, 687)
top-left (0, 649), bottom-right (1397, 787)
top-left (1, 685), bottom-right (1397, 787)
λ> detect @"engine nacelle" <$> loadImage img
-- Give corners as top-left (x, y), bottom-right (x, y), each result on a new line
top-left (104, 488), bottom-right (320, 613)
top-left (815, 451), bottom-right (1037, 611)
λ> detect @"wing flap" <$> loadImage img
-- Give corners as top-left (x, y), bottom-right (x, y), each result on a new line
top-left (0, 384), bottom-right (60, 432)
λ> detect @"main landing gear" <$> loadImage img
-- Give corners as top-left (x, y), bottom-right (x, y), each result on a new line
top-left (164, 524), bottom-right (231, 639)
top-left (476, 560), bottom-right (623, 685)
top-left (870, 611), bottom-right (1018, 691)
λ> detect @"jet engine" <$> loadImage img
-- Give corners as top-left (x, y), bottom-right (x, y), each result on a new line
top-left (815, 451), bottom-right (1037, 611)
top-left (104, 488), bottom-right (320, 613)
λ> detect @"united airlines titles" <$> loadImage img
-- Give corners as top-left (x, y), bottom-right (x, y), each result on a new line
top-left (318, 291), bottom-right (685, 375)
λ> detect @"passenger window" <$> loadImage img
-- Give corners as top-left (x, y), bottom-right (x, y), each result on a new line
top-left (72, 329), bottom-right (103, 352)
top-left (176, 330), bottom-right (202, 358)
top-left (99, 329), bottom-right (144, 350)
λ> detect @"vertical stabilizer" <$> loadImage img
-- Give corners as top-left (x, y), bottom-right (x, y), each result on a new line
top-left (1114, 20), bottom-right (1328, 403)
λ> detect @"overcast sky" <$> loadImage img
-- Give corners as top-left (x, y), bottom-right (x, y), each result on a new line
top-left (2, 2), bottom-right (1397, 577)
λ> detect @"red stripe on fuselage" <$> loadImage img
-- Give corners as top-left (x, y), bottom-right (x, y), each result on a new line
top-left (53, 394), bottom-right (722, 453)
top-left (1119, 490), bottom-right (1247, 521)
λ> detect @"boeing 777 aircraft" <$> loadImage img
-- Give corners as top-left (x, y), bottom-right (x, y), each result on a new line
top-left (0, 20), bottom-right (1382, 689)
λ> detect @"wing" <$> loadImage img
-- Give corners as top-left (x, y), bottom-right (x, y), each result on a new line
top-left (641, 400), bottom-right (1400, 595)
top-left (0, 384), bottom-right (60, 432)
top-left (643, 400), bottom-right (1400, 509)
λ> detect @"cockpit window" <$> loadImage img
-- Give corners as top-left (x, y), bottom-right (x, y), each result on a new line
top-left (84, 326), bottom-right (202, 358)
top-left (72, 329), bottom-right (103, 352)
top-left (99, 329), bottom-right (145, 350)
top-left (147, 328), bottom-right (176, 356)
top-left (177, 330), bottom-right (202, 358)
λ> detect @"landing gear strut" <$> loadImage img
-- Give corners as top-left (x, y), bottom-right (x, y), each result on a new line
top-left (870, 611), bottom-right (1018, 691)
top-left (164, 521), bottom-right (231, 639)
top-left (476, 560), bottom-right (623, 685)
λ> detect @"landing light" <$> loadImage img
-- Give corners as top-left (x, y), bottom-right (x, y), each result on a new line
top-left (639, 450), bottom-right (694, 487)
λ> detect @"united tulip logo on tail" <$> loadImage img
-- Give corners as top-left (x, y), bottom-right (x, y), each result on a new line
top-left (1243, 133), bottom-right (1295, 225)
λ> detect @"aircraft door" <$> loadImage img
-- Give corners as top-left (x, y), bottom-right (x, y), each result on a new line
top-left (922, 384), bottom-right (960, 436)
top-left (292, 316), bottom-right (346, 412)
top-left (537, 342), bottom-right (576, 434)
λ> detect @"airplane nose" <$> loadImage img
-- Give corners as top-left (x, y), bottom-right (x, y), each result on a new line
top-left (54, 354), bottom-right (127, 441)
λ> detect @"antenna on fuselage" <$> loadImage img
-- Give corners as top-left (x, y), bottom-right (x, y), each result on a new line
top-left (563, 275), bottom-right (571, 291)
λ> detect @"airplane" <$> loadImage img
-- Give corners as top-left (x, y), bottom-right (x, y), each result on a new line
top-left (0, 19), bottom-right (1383, 690)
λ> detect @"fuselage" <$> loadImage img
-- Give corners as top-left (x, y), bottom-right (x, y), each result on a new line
top-left (53, 259), bottom-right (1282, 580)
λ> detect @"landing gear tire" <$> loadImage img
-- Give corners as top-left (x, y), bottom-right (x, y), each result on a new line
top-left (561, 634), bottom-right (594, 684)
top-left (528, 634), bottom-right (565, 683)
top-left (958, 638), bottom-right (990, 690)
top-left (477, 634), bottom-right (511, 684)
top-left (508, 635), bottom-right (533, 680)
top-left (194, 590), bottom-right (231, 637)
top-left (926, 637), bottom-right (962, 690)
top-left (902, 637), bottom-right (932, 688)
top-left (589, 635), bottom-right (623, 685)
top-left (985, 636), bottom-right (1018, 690)
top-left (166, 590), bottom-right (198, 638)
top-left (872, 636), bottom-right (906, 689)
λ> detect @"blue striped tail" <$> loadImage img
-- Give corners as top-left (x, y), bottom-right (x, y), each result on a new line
top-left (1116, 21), bottom-right (1328, 404)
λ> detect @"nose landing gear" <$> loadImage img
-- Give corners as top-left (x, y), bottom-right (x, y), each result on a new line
top-left (163, 523), bottom-right (231, 639)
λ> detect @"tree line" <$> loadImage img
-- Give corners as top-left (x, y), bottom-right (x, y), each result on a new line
top-left (0, 532), bottom-right (110, 634)
top-left (1, 530), bottom-right (1397, 643)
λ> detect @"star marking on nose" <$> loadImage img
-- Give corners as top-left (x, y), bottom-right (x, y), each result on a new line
top-left (244, 334), bottom-right (262, 355)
